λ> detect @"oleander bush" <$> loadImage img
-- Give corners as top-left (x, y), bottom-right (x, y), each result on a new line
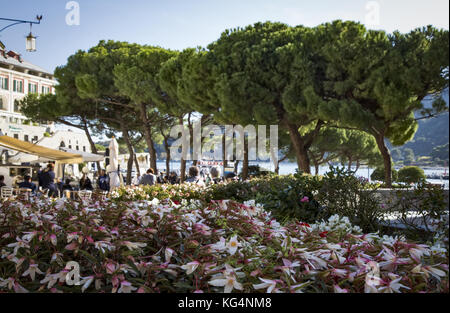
top-left (0, 197), bottom-right (448, 293)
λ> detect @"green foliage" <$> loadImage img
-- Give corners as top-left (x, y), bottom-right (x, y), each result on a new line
top-left (371, 167), bottom-right (398, 182)
top-left (431, 143), bottom-right (449, 162)
top-left (95, 144), bottom-right (106, 151)
top-left (315, 167), bottom-right (383, 233)
top-left (398, 166), bottom-right (426, 184)
top-left (43, 132), bottom-right (51, 137)
top-left (383, 184), bottom-right (449, 244)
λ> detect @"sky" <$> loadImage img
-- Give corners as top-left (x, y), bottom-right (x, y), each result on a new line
top-left (0, 0), bottom-right (449, 73)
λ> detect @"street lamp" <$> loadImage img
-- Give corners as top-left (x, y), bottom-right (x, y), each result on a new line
top-left (0, 15), bottom-right (43, 52)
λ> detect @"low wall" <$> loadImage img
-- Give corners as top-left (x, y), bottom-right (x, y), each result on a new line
top-left (372, 188), bottom-right (449, 208)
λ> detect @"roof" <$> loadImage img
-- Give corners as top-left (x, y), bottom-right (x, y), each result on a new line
top-left (0, 134), bottom-right (83, 164)
top-left (0, 49), bottom-right (53, 77)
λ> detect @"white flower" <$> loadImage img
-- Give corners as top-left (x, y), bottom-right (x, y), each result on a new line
top-left (165, 247), bottom-right (175, 263)
top-left (122, 241), bottom-right (147, 251)
top-left (117, 281), bottom-right (137, 293)
top-left (226, 235), bottom-right (241, 255)
top-left (210, 237), bottom-right (227, 252)
top-left (253, 278), bottom-right (277, 293)
top-left (80, 276), bottom-right (95, 292)
top-left (379, 276), bottom-right (410, 293)
top-left (209, 275), bottom-right (243, 293)
top-left (22, 263), bottom-right (44, 281)
top-left (334, 285), bottom-right (348, 293)
top-left (181, 261), bottom-right (200, 275)
top-left (40, 274), bottom-right (59, 289)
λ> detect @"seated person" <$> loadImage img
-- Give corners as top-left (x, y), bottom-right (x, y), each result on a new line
top-left (97, 170), bottom-right (110, 191)
top-left (185, 166), bottom-right (205, 185)
top-left (139, 169), bottom-right (157, 186)
top-left (79, 174), bottom-right (94, 191)
top-left (62, 179), bottom-right (73, 191)
top-left (41, 163), bottom-right (58, 197)
top-left (0, 175), bottom-right (6, 188)
top-left (18, 175), bottom-right (37, 193)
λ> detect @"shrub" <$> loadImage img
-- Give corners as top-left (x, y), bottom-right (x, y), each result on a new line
top-left (371, 167), bottom-right (398, 182)
top-left (0, 197), bottom-right (447, 293)
top-left (316, 167), bottom-right (383, 233)
top-left (398, 166), bottom-right (426, 184)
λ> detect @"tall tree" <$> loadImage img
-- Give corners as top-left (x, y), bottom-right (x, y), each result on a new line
top-left (308, 21), bottom-right (449, 186)
top-left (114, 45), bottom-right (178, 172)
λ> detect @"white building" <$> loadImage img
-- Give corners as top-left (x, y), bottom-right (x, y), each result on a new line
top-left (0, 43), bottom-right (91, 164)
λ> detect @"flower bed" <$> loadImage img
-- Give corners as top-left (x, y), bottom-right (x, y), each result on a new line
top-left (0, 197), bottom-right (448, 293)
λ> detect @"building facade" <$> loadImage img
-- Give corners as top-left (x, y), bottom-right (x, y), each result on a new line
top-left (0, 44), bottom-right (92, 164)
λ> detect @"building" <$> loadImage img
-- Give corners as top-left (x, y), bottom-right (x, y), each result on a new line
top-left (0, 43), bottom-right (92, 166)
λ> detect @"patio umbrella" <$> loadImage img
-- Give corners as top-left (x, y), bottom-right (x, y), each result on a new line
top-left (108, 137), bottom-right (123, 192)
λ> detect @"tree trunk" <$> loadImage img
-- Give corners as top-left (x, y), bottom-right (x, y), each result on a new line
top-left (315, 162), bottom-right (319, 176)
top-left (222, 132), bottom-right (228, 168)
top-left (121, 127), bottom-right (134, 186)
top-left (82, 121), bottom-right (101, 174)
top-left (178, 116), bottom-right (186, 183)
top-left (286, 122), bottom-right (311, 174)
top-left (133, 154), bottom-right (141, 177)
top-left (374, 133), bottom-right (392, 188)
top-left (355, 160), bottom-right (361, 172)
top-left (242, 136), bottom-right (249, 180)
top-left (164, 137), bottom-right (171, 176)
top-left (347, 156), bottom-right (352, 171)
top-left (234, 159), bottom-right (240, 174)
top-left (139, 103), bottom-right (158, 173)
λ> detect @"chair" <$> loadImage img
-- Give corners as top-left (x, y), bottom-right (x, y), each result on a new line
top-left (78, 190), bottom-right (92, 201)
top-left (1, 187), bottom-right (14, 200)
top-left (17, 188), bottom-right (32, 201)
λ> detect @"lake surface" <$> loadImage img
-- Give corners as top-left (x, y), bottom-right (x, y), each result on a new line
top-left (152, 161), bottom-right (449, 189)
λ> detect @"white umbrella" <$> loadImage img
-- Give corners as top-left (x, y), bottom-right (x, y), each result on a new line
top-left (108, 137), bottom-right (123, 192)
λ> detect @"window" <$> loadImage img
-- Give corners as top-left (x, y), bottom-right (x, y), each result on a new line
top-left (14, 100), bottom-right (21, 113)
top-left (0, 97), bottom-right (6, 111)
top-left (24, 135), bottom-right (29, 142)
top-left (13, 134), bottom-right (19, 139)
top-left (76, 146), bottom-right (79, 151)
top-left (69, 145), bottom-right (72, 149)
top-left (13, 79), bottom-right (24, 93)
top-left (83, 146), bottom-right (86, 152)
top-left (41, 85), bottom-right (51, 94)
top-left (33, 136), bottom-right (38, 142)
top-left (28, 83), bottom-right (38, 94)
top-left (0, 76), bottom-right (8, 90)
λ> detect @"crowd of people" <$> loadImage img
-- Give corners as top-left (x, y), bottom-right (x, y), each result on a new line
top-left (134, 166), bottom-right (237, 187)
top-left (1, 163), bottom-right (238, 199)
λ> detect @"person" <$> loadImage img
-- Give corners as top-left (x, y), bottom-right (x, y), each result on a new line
top-left (37, 167), bottom-right (44, 188)
top-left (0, 175), bottom-right (6, 188)
top-left (139, 169), bottom-right (157, 186)
top-left (185, 166), bottom-right (204, 185)
top-left (40, 163), bottom-right (58, 197)
top-left (18, 175), bottom-right (37, 193)
top-left (79, 174), bottom-right (94, 191)
top-left (132, 174), bottom-right (141, 186)
top-left (62, 179), bottom-right (73, 191)
top-left (209, 166), bottom-right (223, 185)
top-left (168, 172), bottom-right (178, 185)
top-left (225, 172), bottom-right (238, 183)
top-left (97, 170), bottom-right (110, 191)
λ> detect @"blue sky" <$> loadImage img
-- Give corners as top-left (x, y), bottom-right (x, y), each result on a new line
top-left (0, 0), bottom-right (449, 73)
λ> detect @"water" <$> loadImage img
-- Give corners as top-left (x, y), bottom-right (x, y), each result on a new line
top-left (150, 161), bottom-right (449, 189)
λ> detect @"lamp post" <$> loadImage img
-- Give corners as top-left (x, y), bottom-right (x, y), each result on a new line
top-left (0, 15), bottom-right (43, 52)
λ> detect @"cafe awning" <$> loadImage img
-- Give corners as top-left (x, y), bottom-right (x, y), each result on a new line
top-left (0, 134), bottom-right (83, 164)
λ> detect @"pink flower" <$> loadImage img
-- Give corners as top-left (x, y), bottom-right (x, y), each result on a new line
top-left (300, 196), bottom-right (310, 203)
